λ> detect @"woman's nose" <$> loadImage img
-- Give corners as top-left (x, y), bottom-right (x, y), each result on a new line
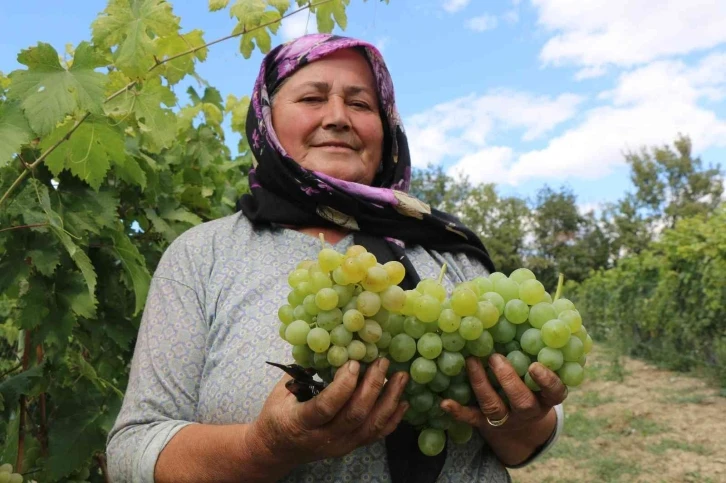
top-left (322, 96), bottom-right (351, 131)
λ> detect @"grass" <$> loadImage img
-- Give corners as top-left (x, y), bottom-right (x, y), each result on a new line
top-left (562, 411), bottom-right (609, 441)
top-left (648, 439), bottom-right (711, 456)
top-left (590, 456), bottom-right (640, 482)
top-left (572, 390), bottom-right (616, 407)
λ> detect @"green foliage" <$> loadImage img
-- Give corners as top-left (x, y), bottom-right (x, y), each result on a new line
top-left (0, 0), bottom-right (359, 479)
top-left (570, 207), bottom-right (726, 386)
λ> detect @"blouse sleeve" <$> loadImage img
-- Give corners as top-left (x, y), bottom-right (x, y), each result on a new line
top-left (106, 236), bottom-right (209, 483)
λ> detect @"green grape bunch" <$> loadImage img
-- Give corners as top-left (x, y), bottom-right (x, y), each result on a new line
top-left (0, 464), bottom-right (24, 483)
top-left (273, 237), bottom-right (591, 456)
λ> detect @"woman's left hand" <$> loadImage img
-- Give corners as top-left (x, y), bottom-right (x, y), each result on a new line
top-left (440, 353), bottom-right (567, 433)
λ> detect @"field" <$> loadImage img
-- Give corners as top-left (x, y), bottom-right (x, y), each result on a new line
top-left (510, 346), bottom-right (726, 483)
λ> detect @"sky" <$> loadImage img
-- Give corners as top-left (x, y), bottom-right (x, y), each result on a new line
top-left (1, 0), bottom-right (725, 214)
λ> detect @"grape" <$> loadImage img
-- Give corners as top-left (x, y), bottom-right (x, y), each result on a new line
top-left (428, 371), bottom-right (451, 393)
top-left (481, 292), bottom-right (505, 314)
top-left (473, 276), bottom-right (494, 294)
top-left (297, 260), bottom-right (315, 270)
top-left (476, 301), bottom-right (500, 328)
top-left (524, 372), bottom-right (541, 391)
top-left (411, 390), bottom-right (435, 412)
top-left (520, 328), bottom-right (546, 356)
top-left (303, 294), bottom-right (320, 315)
top-left (318, 247), bottom-right (343, 272)
top-left (494, 278), bottom-right (519, 302)
top-left (418, 333), bottom-right (444, 360)
top-left (330, 325), bottom-right (353, 346)
top-left (311, 272), bottom-right (334, 291)
top-left (441, 332), bottom-right (466, 352)
top-left (437, 309), bottom-right (461, 333)
top-left (372, 307), bottom-right (390, 325)
top-left (429, 414), bottom-right (453, 430)
top-left (519, 279), bottom-right (546, 305)
top-left (315, 288), bottom-right (339, 311)
top-left (307, 327), bottom-right (331, 353)
top-left (293, 281), bottom-right (313, 299)
top-left (573, 325), bottom-right (588, 343)
top-left (285, 320), bottom-right (311, 345)
top-left (363, 342), bottom-right (379, 362)
top-left (357, 252), bottom-right (378, 269)
top-left (561, 336), bottom-right (585, 362)
top-left (357, 291), bottom-right (381, 317)
top-left (437, 351), bottom-right (465, 377)
top-left (406, 379), bottom-right (427, 395)
top-left (404, 316), bottom-right (427, 339)
top-left (559, 309), bottom-right (583, 333)
top-left (488, 272), bottom-right (507, 283)
top-left (528, 302), bottom-right (557, 329)
top-left (278, 323), bottom-right (287, 341)
top-left (332, 267), bottom-right (352, 285)
top-left (541, 292), bottom-right (553, 303)
top-left (390, 334), bottom-right (417, 362)
top-left (578, 354), bottom-right (587, 366)
top-left (293, 305), bottom-right (312, 323)
top-left (417, 279), bottom-right (447, 302)
top-left (415, 295), bottom-right (442, 323)
top-left (538, 347), bottom-right (564, 371)
top-left (313, 351), bottom-right (331, 369)
top-left (362, 265), bottom-right (390, 292)
top-left (347, 340), bottom-right (367, 360)
top-left (558, 362), bottom-right (585, 386)
top-left (459, 316), bottom-right (483, 341)
top-left (387, 314), bottom-right (406, 335)
top-left (401, 290), bottom-right (422, 316)
top-left (358, 320), bottom-right (383, 343)
top-left (384, 261), bottom-right (406, 285)
top-left (376, 331), bottom-right (392, 349)
top-left (288, 269), bottom-right (310, 288)
top-left (552, 298), bottom-right (576, 314)
top-left (292, 344), bottom-right (313, 366)
top-left (346, 245), bottom-right (367, 257)
top-left (341, 257), bottom-right (364, 282)
top-left (489, 317), bottom-right (516, 343)
top-left (466, 331), bottom-right (494, 357)
top-left (288, 290), bottom-right (305, 306)
top-left (504, 299), bottom-right (529, 324)
top-left (342, 296), bottom-right (358, 313)
top-left (381, 285), bottom-right (407, 312)
top-left (9, 475), bottom-right (23, 483)
top-left (583, 334), bottom-right (593, 354)
top-left (411, 357), bottom-right (438, 384)
top-left (317, 308), bottom-right (343, 331)
top-left (515, 321), bottom-right (532, 340)
top-left (278, 305), bottom-right (294, 324)
top-left (448, 421), bottom-right (473, 444)
top-left (509, 268), bottom-right (536, 284)
top-left (506, 351), bottom-right (530, 377)
top-left (504, 340), bottom-right (521, 353)
top-left (418, 429), bottom-right (446, 456)
top-left (327, 345), bottom-right (349, 367)
top-left (451, 288), bottom-right (478, 316)
top-left (541, 319), bottom-right (572, 348)
top-left (343, 309), bottom-right (365, 332)
top-left (334, 284), bottom-right (355, 308)
top-left (445, 382), bottom-right (472, 405)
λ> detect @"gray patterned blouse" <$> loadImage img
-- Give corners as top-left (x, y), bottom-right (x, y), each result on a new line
top-left (106, 213), bottom-right (563, 483)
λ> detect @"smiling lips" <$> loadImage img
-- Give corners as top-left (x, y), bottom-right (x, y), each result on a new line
top-left (314, 141), bottom-right (356, 151)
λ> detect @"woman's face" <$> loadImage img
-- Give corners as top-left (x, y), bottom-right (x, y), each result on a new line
top-left (271, 49), bottom-right (384, 186)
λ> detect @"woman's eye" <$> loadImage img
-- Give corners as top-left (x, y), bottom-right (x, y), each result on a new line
top-left (301, 97), bottom-right (324, 103)
top-left (351, 101), bottom-right (370, 109)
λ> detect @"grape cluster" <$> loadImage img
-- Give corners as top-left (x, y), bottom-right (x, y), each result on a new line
top-left (0, 464), bottom-right (24, 483)
top-left (276, 240), bottom-right (591, 456)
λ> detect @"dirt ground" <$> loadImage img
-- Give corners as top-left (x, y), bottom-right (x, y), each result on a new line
top-left (509, 346), bottom-right (726, 483)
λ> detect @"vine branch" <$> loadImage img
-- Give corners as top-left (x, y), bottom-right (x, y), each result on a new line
top-left (0, 223), bottom-right (49, 233)
top-left (0, 0), bottom-right (334, 208)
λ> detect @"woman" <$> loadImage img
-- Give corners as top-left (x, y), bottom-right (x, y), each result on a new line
top-left (106, 34), bottom-right (566, 483)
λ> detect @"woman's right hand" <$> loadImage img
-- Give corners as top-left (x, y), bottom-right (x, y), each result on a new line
top-left (250, 358), bottom-right (410, 466)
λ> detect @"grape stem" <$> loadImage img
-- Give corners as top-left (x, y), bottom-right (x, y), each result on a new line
top-left (438, 263), bottom-right (447, 285)
top-left (319, 232), bottom-right (325, 249)
top-left (553, 273), bottom-right (565, 301)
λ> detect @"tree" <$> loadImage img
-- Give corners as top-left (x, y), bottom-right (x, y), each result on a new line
top-left (409, 164), bottom-right (472, 214)
top-left (0, 1), bottom-right (367, 480)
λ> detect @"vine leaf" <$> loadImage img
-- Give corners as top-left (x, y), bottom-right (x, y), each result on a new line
top-left (108, 228), bottom-right (152, 315)
top-left (209, 0), bottom-right (231, 11)
top-left (91, 0), bottom-right (181, 79)
top-left (314, 0), bottom-right (349, 32)
top-left (153, 29), bottom-right (208, 85)
top-left (41, 117), bottom-right (128, 190)
top-left (47, 405), bottom-right (106, 480)
top-left (0, 101), bottom-right (34, 167)
top-left (230, 0), bottom-right (282, 58)
top-left (7, 41), bottom-right (107, 136)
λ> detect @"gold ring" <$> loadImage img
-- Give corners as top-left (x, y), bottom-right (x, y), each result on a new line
top-left (486, 411), bottom-right (510, 427)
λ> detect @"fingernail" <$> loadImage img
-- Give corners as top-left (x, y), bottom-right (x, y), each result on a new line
top-left (348, 360), bottom-right (360, 374)
top-left (489, 354), bottom-right (503, 369)
top-left (529, 363), bottom-right (544, 378)
top-left (440, 401), bottom-right (451, 411)
top-left (378, 357), bottom-right (390, 372)
top-left (398, 371), bottom-right (409, 386)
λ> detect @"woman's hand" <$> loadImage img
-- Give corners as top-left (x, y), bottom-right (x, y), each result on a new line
top-left (440, 353), bottom-right (567, 465)
top-left (250, 358), bottom-right (409, 467)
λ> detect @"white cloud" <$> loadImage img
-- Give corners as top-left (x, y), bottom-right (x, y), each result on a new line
top-left (448, 147), bottom-right (514, 185)
top-left (507, 53), bottom-right (726, 184)
top-left (375, 37), bottom-right (389, 53)
top-left (532, 0), bottom-right (726, 77)
top-left (442, 0), bottom-right (471, 13)
top-left (466, 14), bottom-right (498, 32)
top-left (405, 91), bottom-right (584, 168)
top-left (503, 9), bottom-right (520, 24)
top-left (280, 10), bottom-right (312, 40)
